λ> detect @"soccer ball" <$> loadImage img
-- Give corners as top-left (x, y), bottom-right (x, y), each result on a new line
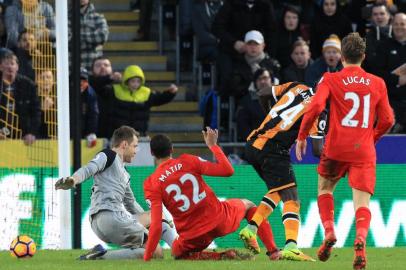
top-left (9, 235), bottom-right (36, 258)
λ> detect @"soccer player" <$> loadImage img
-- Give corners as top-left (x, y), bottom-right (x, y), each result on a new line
top-left (143, 127), bottom-right (280, 261)
top-left (296, 32), bottom-right (394, 269)
top-left (238, 69), bottom-right (325, 261)
top-left (55, 126), bottom-right (177, 260)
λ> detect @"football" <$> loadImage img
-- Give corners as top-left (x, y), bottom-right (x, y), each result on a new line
top-left (9, 235), bottom-right (37, 258)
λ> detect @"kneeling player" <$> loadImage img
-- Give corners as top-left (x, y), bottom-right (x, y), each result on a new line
top-left (143, 128), bottom-right (280, 261)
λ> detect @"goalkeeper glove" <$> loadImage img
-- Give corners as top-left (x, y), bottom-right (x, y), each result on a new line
top-left (55, 177), bottom-right (76, 190)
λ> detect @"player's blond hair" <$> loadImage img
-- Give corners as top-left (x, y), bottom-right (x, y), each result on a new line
top-left (341, 32), bottom-right (366, 64)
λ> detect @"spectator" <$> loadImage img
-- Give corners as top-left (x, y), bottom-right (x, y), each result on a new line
top-left (305, 34), bottom-right (343, 87)
top-left (94, 65), bottom-right (178, 138)
top-left (363, 4), bottom-right (392, 72)
top-left (212, 0), bottom-right (277, 96)
top-left (78, 0), bottom-right (109, 71)
top-left (80, 68), bottom-right (99, 145)
top-left (191, 0), bottom-right (223, 62)
top-left (0, 50), bottom-right (40, 144)
top-left (235, 67), bottom-right (271, 141)
top-left (228, 30), bottom-right (280, 99)
top-left (310, 0), bottom-right (352, 59)
top-left (14, 30), bottom-right (41, 81)
top-left (281, 39), bottom-right (313, 84)
top-left (4, 0), bottom-right (55, 49)
top-left (375, 12), bottom-right (406, 133)
top-left (88, 56), bottom-right (121, 138)
top-left (37, 69), bottom-right (55, 138)
top-left (274, 5), bottom-right (303, 69)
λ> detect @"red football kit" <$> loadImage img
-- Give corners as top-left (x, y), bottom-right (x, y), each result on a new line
top-left (143, 145), bottom-right (245, 260)
top-left (298, 66), bottom-right (394, 193)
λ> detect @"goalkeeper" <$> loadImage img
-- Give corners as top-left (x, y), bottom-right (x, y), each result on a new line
top-left (55, 125), bottom-right (177, 260)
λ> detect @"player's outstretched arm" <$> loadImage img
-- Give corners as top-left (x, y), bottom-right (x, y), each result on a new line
top-left (374, 83), bottom-right (395, 143)
top-left (143, 198), bottom-right (163, 261)
top-left (200, 127), bottom-right (234, 177)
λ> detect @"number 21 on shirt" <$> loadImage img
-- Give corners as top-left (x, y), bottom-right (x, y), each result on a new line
top-left (165, 173), bottom-right (206, 212)
top-left (341, 92), bottom-right (370, 128)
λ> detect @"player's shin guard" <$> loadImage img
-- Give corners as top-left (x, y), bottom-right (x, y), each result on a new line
top-left (246, 206), bottom-right (278, 255)
top-left (318, 194), bottom-right (336, 237)
top-left (251, 192), bottom-right (281, 227)
top-left (282, 200), bottom-right (300, 245)
top-left (317, 194), bottom-right (337, 261)
top-left (355, 207), bottom-right (371, 241)
top-left (161, 220), bottom-right (178, 247)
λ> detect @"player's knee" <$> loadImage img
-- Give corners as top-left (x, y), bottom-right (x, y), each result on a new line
top-left (279, 187), bottom-right (298, 202)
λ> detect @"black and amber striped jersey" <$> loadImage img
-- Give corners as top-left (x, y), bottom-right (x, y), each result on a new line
top-left (248, 82), bottom-right (324, 150)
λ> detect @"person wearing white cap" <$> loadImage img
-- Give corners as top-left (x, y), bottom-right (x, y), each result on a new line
top-left (228, 30), bottom-right (280, 141)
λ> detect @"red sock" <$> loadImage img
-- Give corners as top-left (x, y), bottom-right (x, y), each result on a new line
top-left (318, 194), bottom-right (335, 236)
top-left (355, 207), bottom-right (371, 241)
top-left (246, 207), bottom-right (277, 252)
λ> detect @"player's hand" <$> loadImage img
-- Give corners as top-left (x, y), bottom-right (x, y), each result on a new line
top-left (55, 177), bottom-right (77, 190)
top-left (295, 139), bottom-right (307, 161)
top-left (202, 126), bottom-right (218, 147)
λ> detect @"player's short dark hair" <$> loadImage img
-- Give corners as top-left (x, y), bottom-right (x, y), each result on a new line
top-left (111, 126), bottom-right (139, 147)
top-left (150, 134), bottom-right (172, 159)
top-left (341, 32), bottom-right (366, 64)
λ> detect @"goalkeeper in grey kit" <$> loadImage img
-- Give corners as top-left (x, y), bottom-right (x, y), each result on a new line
top-left (55, 125), bottom-right (177, 260)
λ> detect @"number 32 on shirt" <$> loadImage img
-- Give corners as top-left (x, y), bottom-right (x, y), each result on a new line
top-left (165, 173), bottom-right (206, 212)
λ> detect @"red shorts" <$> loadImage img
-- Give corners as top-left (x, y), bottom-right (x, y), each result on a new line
top-left (317, 154), bottom-right (376, 194)
top-left (171, 199), bottom-right (246, 258)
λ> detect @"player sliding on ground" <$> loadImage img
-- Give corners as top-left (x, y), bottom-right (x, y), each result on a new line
top-left (239, 67), bottom-right (325, 262)
top-left (296, 32), bottom-right (394, 270)
top-left (55, 126), bottom-right (177, 260)
top-left (143, 127), bottom-right (280, 261)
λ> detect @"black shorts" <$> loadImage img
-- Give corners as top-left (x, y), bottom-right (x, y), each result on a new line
top-left (244, 141), bottom-right (296, 192)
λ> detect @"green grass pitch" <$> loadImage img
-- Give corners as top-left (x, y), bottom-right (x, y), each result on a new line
top-left (1, 248), bottom-right (405, 270)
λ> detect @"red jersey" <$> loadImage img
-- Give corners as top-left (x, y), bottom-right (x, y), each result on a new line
top-left (143, 145), bottom-right (234, 261)
top-left (298, 66), bottom-right (394, 162)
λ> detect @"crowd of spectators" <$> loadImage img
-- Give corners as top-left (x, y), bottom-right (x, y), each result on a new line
top-left (0, 0), bottom-right (405, 147)
top-left (187, 0), bottom-right (406, 138)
